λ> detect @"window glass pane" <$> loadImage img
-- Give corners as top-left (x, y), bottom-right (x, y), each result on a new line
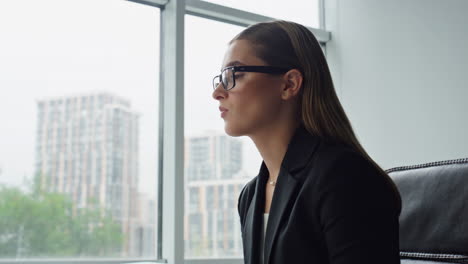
top-left (184, 15), bottom-right (262, 258)
top-left (0, 0), bottom-right (160, 259)
top-left (205, 0), bottom-right (320, 28)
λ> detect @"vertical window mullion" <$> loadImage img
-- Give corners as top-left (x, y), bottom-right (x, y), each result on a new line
top-left (160, 0), bottom-right (186, 263)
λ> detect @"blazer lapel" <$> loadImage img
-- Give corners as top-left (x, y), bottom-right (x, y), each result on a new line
top-left (263, 123), bottom-right (321, 264)
top-left (243, 162), bottom-right (268, 264)
top-left (263, 170), bottom-right (299, 264)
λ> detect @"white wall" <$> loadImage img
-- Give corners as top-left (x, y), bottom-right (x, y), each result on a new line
top-left (324, 0), bottom-right (468, 169)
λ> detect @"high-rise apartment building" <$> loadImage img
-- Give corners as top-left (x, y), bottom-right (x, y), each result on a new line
top-left (34, 93), bottom-right (152, 256)
top-left (185, 133), bottom-right (242, 181)
top-left (184, 133), bottom-right (249, 257)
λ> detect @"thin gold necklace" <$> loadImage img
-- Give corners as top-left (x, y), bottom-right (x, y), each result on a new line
top-left (268, 179), bottom-right (277, 186)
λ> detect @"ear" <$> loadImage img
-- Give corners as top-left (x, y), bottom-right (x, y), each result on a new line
top-left (281, 69), bottom-right (303, 100)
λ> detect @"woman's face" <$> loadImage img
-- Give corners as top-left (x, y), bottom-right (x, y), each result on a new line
top-left (212, 39), bottom-right (285, 137)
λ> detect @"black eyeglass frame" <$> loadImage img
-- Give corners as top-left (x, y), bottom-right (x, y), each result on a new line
top-left (213, 65), bottom-right (291, 91)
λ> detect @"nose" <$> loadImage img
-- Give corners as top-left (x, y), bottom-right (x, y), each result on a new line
top-left (212, 83), bottom-right (227, 101)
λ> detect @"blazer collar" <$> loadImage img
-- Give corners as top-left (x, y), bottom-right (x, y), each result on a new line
top-left (279, 123), bottom-right (321, 175)
top-left (243, 123), bottom-right (320, 264)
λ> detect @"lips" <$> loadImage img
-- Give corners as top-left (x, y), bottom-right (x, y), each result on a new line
top-left (219, 106), bottom-right (228, 118)
top-left (219, 106), bottom-right (228, 113)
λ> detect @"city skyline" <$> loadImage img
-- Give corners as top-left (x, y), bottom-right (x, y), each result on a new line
top-left (26, 92), bottom-right (254, 258)
top-left (0, 88), bottom-right (263, 193)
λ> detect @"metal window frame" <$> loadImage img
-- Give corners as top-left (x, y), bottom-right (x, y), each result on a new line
top-left (185, 0), bottom-right (330, 43)
top-left (158, 0), bottom-right (185, 263)
top-left (128, 0), bottom-right (168, 9)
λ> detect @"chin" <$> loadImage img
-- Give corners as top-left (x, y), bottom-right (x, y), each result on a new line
top-left (223, 122), bottom-right (247, 137)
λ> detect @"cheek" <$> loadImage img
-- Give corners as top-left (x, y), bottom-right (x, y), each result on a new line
top-left (223, 81), bottom-right (282, 136)
top-left (236, 87), bottom-right (281, 120)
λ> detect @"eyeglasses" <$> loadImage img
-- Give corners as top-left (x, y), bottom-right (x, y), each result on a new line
top-left (212, 66), bottom-right (291, 91)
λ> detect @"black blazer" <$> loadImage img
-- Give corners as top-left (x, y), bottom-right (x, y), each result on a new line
top-left (238, 124), bottom-right (401, 264)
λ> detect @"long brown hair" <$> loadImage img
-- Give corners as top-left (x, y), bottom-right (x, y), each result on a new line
top-left (231, 20), bottom-right (401, 211)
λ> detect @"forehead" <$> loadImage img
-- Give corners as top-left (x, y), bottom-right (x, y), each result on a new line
top-left (221, 39), bottom-right (266, 69)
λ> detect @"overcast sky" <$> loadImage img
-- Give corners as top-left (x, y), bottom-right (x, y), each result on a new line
top-left (0, 0), bottom-right (318, 195)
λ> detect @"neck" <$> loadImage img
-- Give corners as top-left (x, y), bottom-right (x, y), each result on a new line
top-left (248, 120), bottom-right (300, 181)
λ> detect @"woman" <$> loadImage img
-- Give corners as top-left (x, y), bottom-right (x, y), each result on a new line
top-left (212, 20), bottom-right (401, 264)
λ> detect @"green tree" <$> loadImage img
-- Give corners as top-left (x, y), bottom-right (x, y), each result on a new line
top-left (0, 183), bottom-right (123, 257)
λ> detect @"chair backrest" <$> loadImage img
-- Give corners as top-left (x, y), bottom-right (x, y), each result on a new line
top-left (387, 158), bottom-right (468, 264)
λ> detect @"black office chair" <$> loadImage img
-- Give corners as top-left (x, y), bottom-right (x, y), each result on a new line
top-left (387, 158), bottom-right (468, 264)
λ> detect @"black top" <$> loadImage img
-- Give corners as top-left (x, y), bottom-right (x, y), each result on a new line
top-left (238, 124), bottom-right (401, 264)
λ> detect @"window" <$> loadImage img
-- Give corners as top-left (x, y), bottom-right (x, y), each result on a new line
top-left (0, 0), bottom-right (160, 259)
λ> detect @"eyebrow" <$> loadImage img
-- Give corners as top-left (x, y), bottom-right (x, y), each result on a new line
top-left (221, 60), bottom-right (245, 70)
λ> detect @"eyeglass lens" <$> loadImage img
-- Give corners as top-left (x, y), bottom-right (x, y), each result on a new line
top-left (213, 68), bottom-right (235, 90)
top-left (222, 68), bottom-right (234, 90)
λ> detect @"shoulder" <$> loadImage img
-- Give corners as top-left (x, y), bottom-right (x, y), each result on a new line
top-left (310, 140), bottom-right (378, 180)
top-left (307, 141), bottom-right (400, 213)
top-left (302, 140), bottom-right (370, 182)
